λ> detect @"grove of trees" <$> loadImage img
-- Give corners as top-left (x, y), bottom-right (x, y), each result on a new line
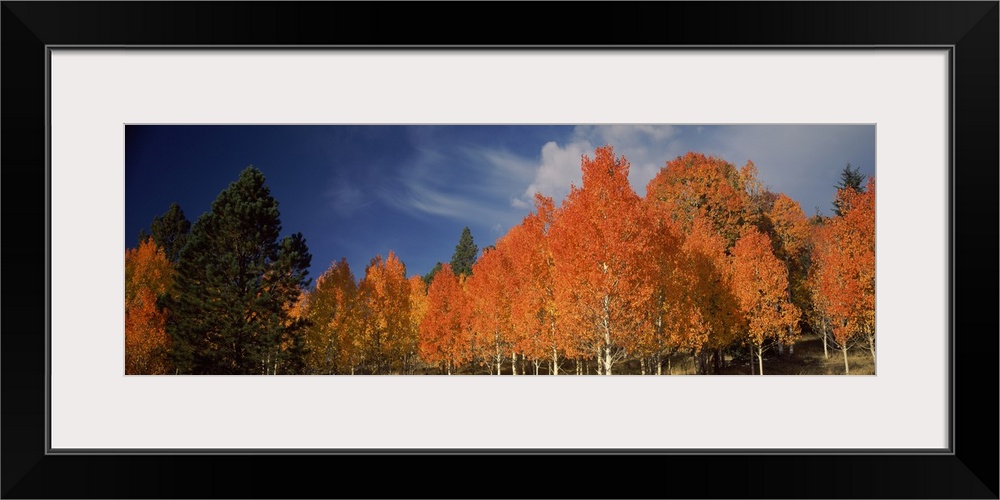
top-left (125, 149), bottom-right (875, 375)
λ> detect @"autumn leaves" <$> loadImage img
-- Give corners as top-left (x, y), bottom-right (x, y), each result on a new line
top-left (125, 146), bottom-right (875, 375)
top-left (293, 146), bottom-right (872, 375)
top-left (124, 239), bottom-right (173, 374)
top-left (809, 178), bottom-right (876, 373)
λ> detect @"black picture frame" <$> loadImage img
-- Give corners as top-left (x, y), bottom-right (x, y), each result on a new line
top-left (2, 2), bottom-right (996, 498)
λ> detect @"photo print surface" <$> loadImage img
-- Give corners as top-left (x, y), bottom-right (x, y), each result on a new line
top-left (125, 124), bottom-right (876, 376)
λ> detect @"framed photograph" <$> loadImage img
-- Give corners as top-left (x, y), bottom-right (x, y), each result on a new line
top-left (3, 2), bottom-right (996, 498)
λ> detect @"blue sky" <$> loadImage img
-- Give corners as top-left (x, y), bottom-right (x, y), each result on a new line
top-left (125, 125), bottom-right (875, 283)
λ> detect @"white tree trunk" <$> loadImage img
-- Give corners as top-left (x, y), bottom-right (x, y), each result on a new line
top-left (757, 346), bottom-right (764, 376)
top-left (842, 346), bottom-right (850, 374)
top-left (552, 347), bottom-right (559, 376)
top-left (822, 320), bottom-right (829, 359)
top-left (512, 353), bottom-right (517, 376)
top-left (602, 293), bottom-right (613, 375)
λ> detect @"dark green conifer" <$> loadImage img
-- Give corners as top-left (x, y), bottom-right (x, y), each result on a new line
top-left (449, 227), bottom-right (478, 278)
top-left (164, 166), bottom-right (311, 374)
top-left (139, 202), bottom-right (190, 263)
top-left (832, 163), bottom-right (865, 216)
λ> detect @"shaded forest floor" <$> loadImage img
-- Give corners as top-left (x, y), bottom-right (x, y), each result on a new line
top-left (414, 333), bottom-right (875, 376)
top-left (711, 333), bottom-right (876, 376)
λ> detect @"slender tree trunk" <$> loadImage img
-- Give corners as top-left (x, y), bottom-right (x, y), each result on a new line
top-left (822, 318), bottom-right (829, 359)
top-left (552, 347), bottom-right (559, 376)
top-left (602, 293), bottom-right (613, 376)
top-left (867, 334), bottom-right (876, 360)
top-left (512, 353), bottom-right (517, 376)
top-left (842, 346), bottom-right (850, 374)
top-left (533, 359), bottom-right (540, 375)
top-left (655, 354), bottom-right (662, 375)
top-left (749, 346), bottom-right (754, 375)
top-left (692, 352), bottom-right (699, 375)
top-left (667, 356), bottom-right (671, 375)
top-left (640, 357), bottom-right (646, 375)
top-left (757, 345), bottom-right (764, 376)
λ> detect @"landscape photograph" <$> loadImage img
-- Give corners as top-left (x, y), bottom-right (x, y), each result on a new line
top-left (125, 124), bottom-right (875, 376)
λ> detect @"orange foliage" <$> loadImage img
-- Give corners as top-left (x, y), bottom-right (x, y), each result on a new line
top-left (503, 194), bottom-right (574, 371)
top-left (418, 264), bottom-right (469, 373)
top-left (303, 258), bottom-right (359, 374)
top-left (638, 202), bottom-right (687, 362)
top-left (548, 146), bottom-right (657, 374)
top-left (806, 221), bottom-right (834, 341)
top-left (465, 244), bottom-right (515, 373)
top-left (680, 215), bottom-right (742, 353)
top-left (812, 179), bottom-right (876, 350)
top-left (646, 152), bottom-right (752, 247)
top-left (767, 193), bottom-right (811, 260)
top-left (730, 227), bottom-right (801, 372)
top-left (408, 275), bottom-right (428, 340)
top-left (358, 251), bottom-right (414, 374)
top-left (124, 239), bottom-right (174, 374)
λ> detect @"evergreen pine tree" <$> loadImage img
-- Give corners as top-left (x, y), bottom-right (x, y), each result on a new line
top-left (449, 227), bottom-right (478, 277)
top-left (832, 163), bottom-right (865, 216)
top-left (422, 262), bottom-right (443, 286)
top-left (139, 202), bottom-right (191, 263)
top-left (163, 166), bottom-right (311, 374)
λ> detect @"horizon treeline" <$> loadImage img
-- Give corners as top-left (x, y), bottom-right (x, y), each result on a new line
top-left (125, 145), bottom-right (875, 376)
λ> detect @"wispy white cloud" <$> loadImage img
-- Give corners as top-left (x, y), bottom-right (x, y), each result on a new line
top-left (466, 146), bottom-right (538, 183)
top-left (380, 145), bottom-right (533, 228)
top-left (324, 177), bottom-right (374, 216)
